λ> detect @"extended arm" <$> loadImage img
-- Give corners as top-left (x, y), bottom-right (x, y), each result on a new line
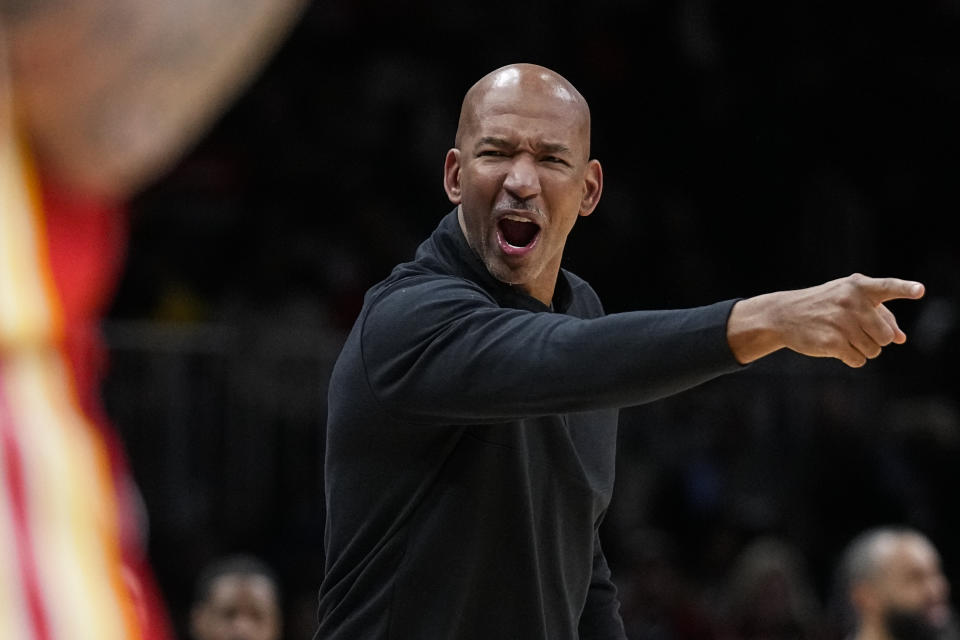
top-left (361, 278), bottom-right (742, 423)
top-left (2, 0), bottom-right (309, 198)
top-left (362, 273), bottom-right (925, 424)
top-left (727, 273), bottom-right (925, 368)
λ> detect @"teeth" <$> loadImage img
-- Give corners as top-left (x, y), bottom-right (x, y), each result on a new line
top-left (503, 214), bottom-right (535, 223)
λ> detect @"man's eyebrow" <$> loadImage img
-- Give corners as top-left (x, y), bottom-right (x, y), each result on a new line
top-left (475, 136), bottom-right (513, 148)
top-left (535, 142), bottom-right (572, 155)
top-left (474, 137), bottom-right (572, 155)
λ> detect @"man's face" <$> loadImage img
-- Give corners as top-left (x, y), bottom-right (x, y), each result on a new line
top-left (444, 67), bottom-right (602, 305)
top-left (873, 537), bottom-right (952, 640)
top-left (191, 574), bottom-right (281, 640)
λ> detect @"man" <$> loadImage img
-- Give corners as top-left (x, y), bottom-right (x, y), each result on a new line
top-left (839, 527), bottom-right (955, 640)
top-left (190, 555), bottom-right (283, 640)
top-left (0, 2), bottom-right (307, 638)
top-left (317, 62), bottom-right (925, 639)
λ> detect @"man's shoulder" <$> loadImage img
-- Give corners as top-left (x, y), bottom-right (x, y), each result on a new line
top-left (561, 268), bottom-right (596, 295)
top-left (560, 268), bottom-right (606, 318)
top-left (363, 264), bottom-right (496, 319)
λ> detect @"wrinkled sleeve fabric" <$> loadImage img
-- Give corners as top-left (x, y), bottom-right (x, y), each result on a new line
top-left (578, 532), bottom-right (627, 640)
top-left (360, 275), bottom-right (743, 425)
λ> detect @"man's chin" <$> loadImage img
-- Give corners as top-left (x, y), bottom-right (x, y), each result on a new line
top-left (486, 258), bottom-right (536, 288)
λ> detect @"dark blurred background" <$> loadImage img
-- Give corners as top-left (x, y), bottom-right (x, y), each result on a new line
top-left (100, 1), bottom-right (959, 638)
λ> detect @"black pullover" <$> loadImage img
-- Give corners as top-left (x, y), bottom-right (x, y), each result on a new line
top-left (317, 210), bottom-right (743, 639)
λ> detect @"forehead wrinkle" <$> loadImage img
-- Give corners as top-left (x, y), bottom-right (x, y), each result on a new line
top-left (455, 64), bottom-right (591, 155)
top-left (464, 102), bottom-right (590, 160)
top-left (473, 135), bottom-right (572, 157)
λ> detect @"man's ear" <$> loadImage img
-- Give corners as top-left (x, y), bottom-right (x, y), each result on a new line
top-left (579, 159), bottom-right (603, 217)
top-left (443, 148), bottom-right (463, 204)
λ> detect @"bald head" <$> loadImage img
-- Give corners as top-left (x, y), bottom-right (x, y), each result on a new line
top-left (843, 528), bottom-right (936, 588)
top-left (455, 63), bottom-right (592, 158)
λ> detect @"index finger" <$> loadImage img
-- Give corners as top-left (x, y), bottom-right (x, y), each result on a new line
top-left (860, 276), bottom-right (926, 303)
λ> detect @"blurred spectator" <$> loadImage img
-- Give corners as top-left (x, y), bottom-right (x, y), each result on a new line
top-left (616, 526), bottom-right (718, 639)
top-left (190, 554), bottom-right (283, 640)
top-left (717, 537), bottom-right (823, 640)
top-left (832, 527), bottom-right (957, 640)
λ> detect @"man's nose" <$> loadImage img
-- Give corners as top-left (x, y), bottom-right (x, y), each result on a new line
top-left (503, 154), bottom-right (541, 200)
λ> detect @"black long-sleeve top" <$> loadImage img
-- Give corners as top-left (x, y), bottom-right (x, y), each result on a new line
top-left (316, 209), bottom-right (743, 639)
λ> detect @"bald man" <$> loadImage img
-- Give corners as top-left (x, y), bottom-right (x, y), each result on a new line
top-left (840, 528), bottom-right (956, 640)
top-left (317, 63), bottom-right (926, 639)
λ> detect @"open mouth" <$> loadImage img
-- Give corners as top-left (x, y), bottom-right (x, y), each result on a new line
top-left (496, 215), bottom-right (541, 255)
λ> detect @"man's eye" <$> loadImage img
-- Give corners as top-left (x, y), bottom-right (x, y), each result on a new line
top-left (543, 156), bottom-right (567, 164)
top-left (478, 150), bottom-right (505, 157)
